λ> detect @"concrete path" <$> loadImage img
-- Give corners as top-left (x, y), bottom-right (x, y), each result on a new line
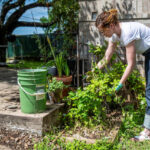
top-left (0, 67), bottom-right (64, 149)
top-left (0, 67), bottom-right (19, 101)
top-left (0, 67), bottom-right (19, 149)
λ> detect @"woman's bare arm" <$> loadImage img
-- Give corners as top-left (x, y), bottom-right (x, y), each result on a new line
top-left (120, 41), bottom-right (136, 84)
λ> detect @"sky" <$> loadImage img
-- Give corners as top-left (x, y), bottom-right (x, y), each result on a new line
top-left (13, 7), bottom-right (48, 35)
top-left (0, 0), bottom-right (49, 35)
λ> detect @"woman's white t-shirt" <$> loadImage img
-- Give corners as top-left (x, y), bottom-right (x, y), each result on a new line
top-left (109, 22), bottom-right (150, 54)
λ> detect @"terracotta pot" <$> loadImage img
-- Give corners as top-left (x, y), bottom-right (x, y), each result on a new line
top-left (55, 75), bottom-right (72, 85)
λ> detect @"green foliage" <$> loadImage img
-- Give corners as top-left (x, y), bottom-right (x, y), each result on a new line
top-left (54, 53), bottom-right (71, 77)
top-left (34, 42), bottom-right (147, 150)
top-left (34, 106), bottom-right (150, 150)
top-left (34, 134), bottom-right (119, 150)
top-left (47, 36), bottom-right (70, 77)
top-left (64, 43), bottom-right (145, 127)
top-left (63, 61), bottom-right (70, 76)
top-left (55, 52), bottom-right (64, 77)
top-left (45, 60), bottom-right (55, 67)
top-left (40, 0), bottom-right (80, 52)
top-left (7, 60), bottom-right (44, 69)
top-left (64, 63), bottom-right (125, 126)
top-left (65, 140), bottom-right (119, 150)
top-left (89, 41), bottom-right (107, 58)
top-left (46, 35), bottom-right (56, 60)
top-left (48, 78), bottom-right (65, 93)
top-left (89, 42), bottom-right (117, 70)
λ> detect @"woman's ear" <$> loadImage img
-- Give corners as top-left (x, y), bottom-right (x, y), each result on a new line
top-left (110, 23), bottom-right (115, 29)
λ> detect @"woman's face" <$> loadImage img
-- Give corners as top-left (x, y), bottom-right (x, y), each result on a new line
top-left (98, 24), bottom-right (114, 37)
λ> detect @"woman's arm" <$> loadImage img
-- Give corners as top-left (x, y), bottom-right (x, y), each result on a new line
top-left (97, 41), bottom-right (116, 69)
top-left (120, 41), bottom-right (136, 84)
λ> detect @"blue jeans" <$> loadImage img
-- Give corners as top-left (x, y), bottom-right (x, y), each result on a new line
top-left (143, 49), bottom-right (150, 129)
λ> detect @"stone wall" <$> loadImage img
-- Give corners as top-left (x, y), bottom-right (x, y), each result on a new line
top-left (78, 0), bottom-right (150, 77)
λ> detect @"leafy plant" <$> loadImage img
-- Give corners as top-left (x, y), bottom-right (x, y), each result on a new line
top-left (63, 43), bottom-right (145, 127)
top-left (89, 41), bottom-right (107, 58)
top-left (47, 36), bottom-right (71, 77)
top-left (47, 77), bottom-right (67, 103)
top-left (63, 61), bottom-right (70, 76)
top-left (34, 133), bottom-right (119, 150)
top-left (55, 52), bottom-right (64, 77)
top-left (48, 77), bottom-right (65, 93)
top-left (46, 35), bottom-right (56, 60)
top-left (43, 0), bottom-right (80, 52)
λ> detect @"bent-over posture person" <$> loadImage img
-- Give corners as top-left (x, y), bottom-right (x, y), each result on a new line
top-left (95, 9), bottom-right (150, 141)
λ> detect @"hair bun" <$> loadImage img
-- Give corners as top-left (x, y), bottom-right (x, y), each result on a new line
top-left (108, 9), bottom-right (118, 16)
top-left (95, 9), bottom-right (118, 28)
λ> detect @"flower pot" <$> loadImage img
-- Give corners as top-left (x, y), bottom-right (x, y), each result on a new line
top-left (55, 75), bottom-right (72, 85)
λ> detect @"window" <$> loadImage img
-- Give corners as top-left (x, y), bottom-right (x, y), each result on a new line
top-left (92, 12), bottom-right (97, 21)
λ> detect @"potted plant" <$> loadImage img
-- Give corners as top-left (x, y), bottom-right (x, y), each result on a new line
top-left (55, 54), bottom-right (72, 85)
top-left (47, 36), bottom-right (72, 86)
top-left (47, 78), bottom-right (66, 103)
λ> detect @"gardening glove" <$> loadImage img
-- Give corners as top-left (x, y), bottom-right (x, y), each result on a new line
top-left (92, 65), bottom-right (99, 72)
top-left (115, 83), bottom-right (123, 93)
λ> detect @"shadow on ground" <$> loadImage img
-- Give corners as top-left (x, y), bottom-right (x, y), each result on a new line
top-left (0, 67), bottom-right (18, 85)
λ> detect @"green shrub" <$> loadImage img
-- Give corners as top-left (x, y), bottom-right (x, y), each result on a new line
top-left (64, 44), bottom-right (145, 127)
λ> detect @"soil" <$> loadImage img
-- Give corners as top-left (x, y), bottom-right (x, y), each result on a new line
top-left (0, 128), bottom-right (41, 150)
top-left (62, 110), bottom-right (122, 143)
top-left (0, 144), bottom-right (12, 150)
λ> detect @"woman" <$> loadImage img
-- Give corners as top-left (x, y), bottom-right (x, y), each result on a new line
top-left (95, 9), bottom-right (150, 141)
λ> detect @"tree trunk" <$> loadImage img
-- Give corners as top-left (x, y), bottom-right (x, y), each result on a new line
top-left (0, 37), bottom-right (7, 62)
top-left (0, 28), bottom-right (7, 62)
top-left (0, 47), bottom-right (6, 62)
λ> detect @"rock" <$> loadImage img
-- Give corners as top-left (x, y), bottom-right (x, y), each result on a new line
top-left (7, 105), bottom-right (18, 109)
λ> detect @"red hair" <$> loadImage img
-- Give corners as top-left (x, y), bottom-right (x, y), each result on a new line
top-left (95, 9), bottom-right (118, 28)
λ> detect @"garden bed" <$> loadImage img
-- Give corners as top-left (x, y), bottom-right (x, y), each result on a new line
top-left (62, 110), bottom-right (122, 143)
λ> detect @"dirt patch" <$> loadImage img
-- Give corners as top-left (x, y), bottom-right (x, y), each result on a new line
top-left (0, 145), bottom-right (12, 150)
top-left (0, 128), bottom-right (41, 150)
top-left (62, 110), bottom-right (122, 143)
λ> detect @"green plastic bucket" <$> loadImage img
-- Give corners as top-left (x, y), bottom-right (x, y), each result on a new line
top-left (18, 69), bottom-right (47, 114)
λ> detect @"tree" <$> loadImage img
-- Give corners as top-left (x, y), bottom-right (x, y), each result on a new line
top-left (0, 0), bottom-right (79, 62)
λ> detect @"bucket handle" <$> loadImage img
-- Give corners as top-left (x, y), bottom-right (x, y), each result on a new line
top-left (17, 79), bottom-right (46, 96)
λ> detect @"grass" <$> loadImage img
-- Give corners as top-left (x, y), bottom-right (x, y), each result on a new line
top-left (7, 60), bottom-right (54, 69)
top-left (33, 107), bottom-right (150, 150)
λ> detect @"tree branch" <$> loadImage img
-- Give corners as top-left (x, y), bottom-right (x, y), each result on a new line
top-left (16, 21), bottom-right (57, 28)
top-left (4, 1), bottom-right (54, 33)
top-left (0, 0), bottom-right (26, 23)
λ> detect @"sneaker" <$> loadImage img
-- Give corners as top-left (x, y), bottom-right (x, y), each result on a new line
top-left (131, 130), bottom-right (150, 141)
